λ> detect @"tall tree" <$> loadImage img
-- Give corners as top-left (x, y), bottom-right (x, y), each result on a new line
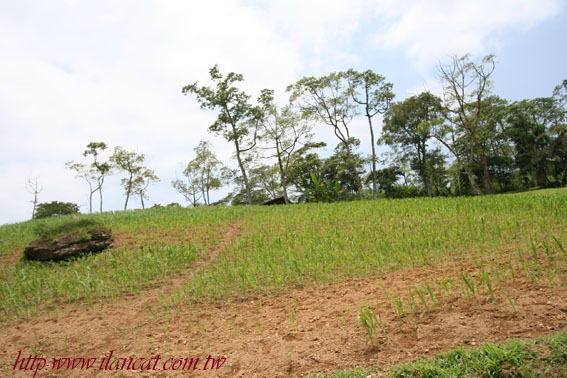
top-left (258, 89), bottom-right (313, 204)
top-left (185, 141), bottom-right (226, 205)
top-left (507, 95), bottom-right (567, 187)
top-left (110, 147), bottom-right (158, 210)
top-left (183, 65), bottom-right (262, 205)
top-left (439, 54), bottom-right (497, 195)
top-left (288, 73), bottom-right (364, 199)
top-left (172, 168), bottom-right (202, 207)
top-left (345, 69), bottom-right (395, 199)
top-left (132, 168), bottom-right (159, 209)
top-left (66, 142), bottom-right (111, 213)
top-left (382, 92), bottom-right (444, 197)
top-left (65, 162), bottom-right (97, 213)
top-left (83, 142), bottom-right (111, 212)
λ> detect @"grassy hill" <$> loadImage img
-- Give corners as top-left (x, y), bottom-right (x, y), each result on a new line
top-left (1, 189), bottom-right (566, 376)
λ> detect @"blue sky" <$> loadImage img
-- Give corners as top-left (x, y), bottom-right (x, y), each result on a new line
top-left (1, 0), bottom-right (565, 224)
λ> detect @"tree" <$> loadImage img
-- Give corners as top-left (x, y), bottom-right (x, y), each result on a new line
top-left (65, 162), bottom-right (97, 213)
top-left (320, 138), bottom-right (367, 197)
top-left (507, 94), bottom-right (567, 187)
top-left (110, 147), bottom-right (158, 210)
top-left (382, 92), bottom-right (444, 197)
top-left (183, 65), bottom-right (262, 205)
top-left (375, 166), bottom-right (403, 197)
top-left (33, 201), bottom-right (79, 219)
top-left (288, 73), bottom-right (364, 199)
top-left (345, 69), bottom-right (395, 199)
top-left (83, 142), bottom-right (111, 212)
top-left (438, 54), bottom-right (497, 195)
top-left (172, 168), bottom-right (202, 207)
top-left (258, 89), bottom-right (313, 204)
top-left (187, 141), bottom-right (225, 205)
top-left (132, 168), bottom-right (159, 209)
top-left (66, 142), bottom-right (111, 214)
top-left (285, 142), bottom-right (327, 201)
top-left (25, 177), bottom-right (42, 219)
top-left (230, 164), bottom-right (281, 205)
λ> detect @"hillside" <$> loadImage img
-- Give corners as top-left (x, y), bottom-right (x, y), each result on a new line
top-left (1, 189), bottom-right (566, 376)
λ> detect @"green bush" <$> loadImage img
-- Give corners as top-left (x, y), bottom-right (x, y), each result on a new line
top-left (33, 201), bottom-right (80, 219)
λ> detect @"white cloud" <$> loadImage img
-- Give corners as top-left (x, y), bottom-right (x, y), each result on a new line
top-left (0, 0), bottom-right (306, 223)
top-left (0, 0), bottom-right (563, 224)
top-left (372, 0), bottom-right (562, 72)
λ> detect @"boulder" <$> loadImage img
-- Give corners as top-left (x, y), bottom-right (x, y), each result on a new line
top-left (24, 230), bottom-right (113, 261)
top-left (262, 196), bottom-right (287, 205)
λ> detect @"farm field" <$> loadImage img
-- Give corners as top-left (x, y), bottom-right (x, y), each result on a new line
top-left (1, 189), bottom-right (566, 377)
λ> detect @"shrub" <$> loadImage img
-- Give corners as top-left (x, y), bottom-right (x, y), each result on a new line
top-left (33, 201), bottom-right (80, 219)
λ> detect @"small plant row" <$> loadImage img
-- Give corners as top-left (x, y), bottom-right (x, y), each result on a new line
top-left (375, 235), bottom-right (566, 325)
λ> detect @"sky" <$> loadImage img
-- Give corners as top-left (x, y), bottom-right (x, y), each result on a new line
top-left (1, 0), bottom-right (566, 225)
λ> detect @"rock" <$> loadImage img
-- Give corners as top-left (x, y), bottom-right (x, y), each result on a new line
top-left (262, 196), bottom-right (287, 205)
top-left (24, 230), bottom-right (113, 261)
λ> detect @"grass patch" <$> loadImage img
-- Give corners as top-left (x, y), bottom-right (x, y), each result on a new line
top-left (31, 217), bottom-right (109, 241)
top-left (311, 331), bottom-right (567, 377)
top-left (1, 189), bottom-right (566, 320)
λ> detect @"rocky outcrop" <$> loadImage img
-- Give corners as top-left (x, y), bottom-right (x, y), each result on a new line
top-left (24, 230), bottom-right (113, 261)
top-left (262, 196), bottom-right (287, 205)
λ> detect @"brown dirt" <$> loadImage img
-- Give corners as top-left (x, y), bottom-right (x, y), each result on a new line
top-left (1, 224), bottom-right (567, 377)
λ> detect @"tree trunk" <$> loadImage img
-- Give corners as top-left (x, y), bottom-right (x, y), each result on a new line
top-left (344, 141), bottom-right (363, 200)
top-left (463, 164), bottom-right (483, 196)
top-left (419, 145), bottom-right (433, 197)
top-left (98, 178), bottom-right (104, 213)
top-left (366, 114), bottom-right (378, 200)
top-left (276, 143), bottom-right (290, 204)
top-left (478, 150), bottom-right (495, 194)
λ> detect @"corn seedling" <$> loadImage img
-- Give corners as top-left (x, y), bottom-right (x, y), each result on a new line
top-left (357, 305), bottom-right (379, 345)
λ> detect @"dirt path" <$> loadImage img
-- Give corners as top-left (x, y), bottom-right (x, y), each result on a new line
top-left (2, 222), bottom-right (566, 377)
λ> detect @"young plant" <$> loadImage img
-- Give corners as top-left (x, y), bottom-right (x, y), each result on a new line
top-left (357, 305), bottom-right (379, 345)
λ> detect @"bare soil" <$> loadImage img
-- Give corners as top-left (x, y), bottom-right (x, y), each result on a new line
top-left (2, 223), bottom-right (566, 377)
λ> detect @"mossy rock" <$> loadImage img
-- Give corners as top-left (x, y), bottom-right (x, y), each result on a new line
top-left (24, 219), bottom-right (113, 261)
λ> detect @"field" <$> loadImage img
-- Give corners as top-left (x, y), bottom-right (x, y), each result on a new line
top-left (1, 189), bottom-right (566, 377)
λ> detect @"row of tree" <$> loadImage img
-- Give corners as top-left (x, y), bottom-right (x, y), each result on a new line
top-left (178, 55), bottom-right (566, 205)
top-left (34, 54), bottom-right (564, 217)
top-left (65, 143), bottom-right (159, 213)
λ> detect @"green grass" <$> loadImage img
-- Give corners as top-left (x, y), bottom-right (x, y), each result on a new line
top-left (1, 189), bottom-right (566, 321)
top-left (186, 189), bottom-right (567, 300)
top-left (0, 206), bottom-right (245, 320)
top-left (30, 217), bottom-right (108, 240)
top-left (310, 331), bottom-right (567, 377)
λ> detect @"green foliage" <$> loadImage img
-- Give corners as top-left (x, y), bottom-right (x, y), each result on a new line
top-left (288, 72), bottom-right (364, 198)
top-left (507, 96), bottom-right (567, 188)
top-left (305, 172), bottom-right (348, 203)
top-left (176, 141), bottom-right (227, 206)
top-left (382, 92), bottom-right (445, 197)
top-left (66, 141), bottom-right (112, 213)
top-left (33, 201), bottom-right (80, 219)
top-left (183, 65), bottom-right (262, 205)
top-left (32, 218), bottom-right (108, 241)
top-left (110, 146), bottom-right (159, 210)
